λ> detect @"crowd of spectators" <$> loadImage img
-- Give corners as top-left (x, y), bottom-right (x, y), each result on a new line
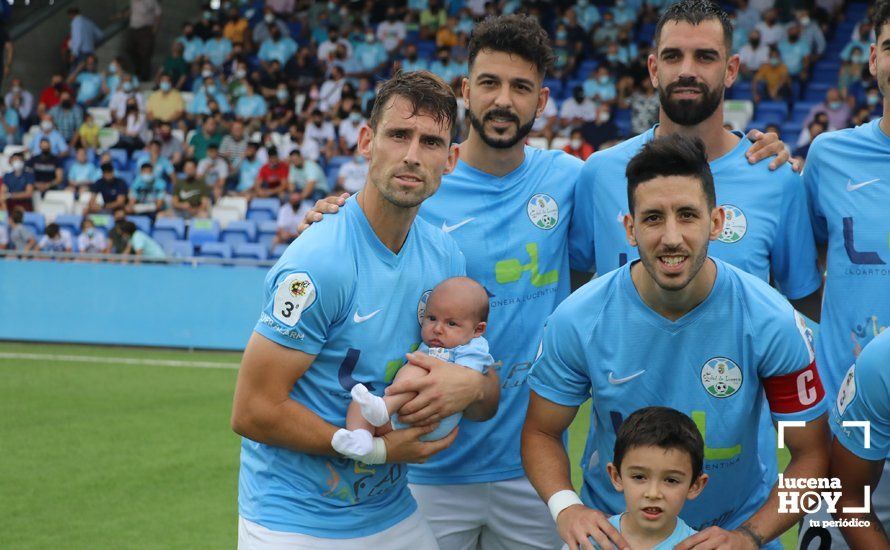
top-left (0, 0), bottom-right (882, 261)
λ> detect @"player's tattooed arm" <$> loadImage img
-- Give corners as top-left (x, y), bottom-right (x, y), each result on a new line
top-left (735, 522), bottom-right (765, 548)
top-left (830, 437), bottom-right (890, 548)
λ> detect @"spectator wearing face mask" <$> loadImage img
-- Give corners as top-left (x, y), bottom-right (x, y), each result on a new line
top-left (37, 74), bottom-right (74, 117)
top-left (303, 110), bottom-right (336, 161)
top-left (176, 23), bottom-right (204, 64)
top-left (338, 107), bottom-right (365, 154)
top-left (562, 128), bottom-right (595, 160)
top-left (837, 46), bottom-right (869, 97)
top-left (188, 117), bottom-right (224, 162)
top-left (258, 25), bottom-right (298, 71)
top-left (584, 66), bottom-right (617, 104)
top-left (318, 26), bottom-right (352, 62)
top-left (38, 223), bottom-right (73, 255)
top-left (353, 28), bottom-right (389, 76)
top-left (842, 22), bottom-right (874, 62)
top-left (5, 77), bottom-right (34, 122)
top-left (48, 91), bottom-right (83, 144)
top-left (164, 159), bottom-right (211, 219)
top-left (234, 81), bottom-right (268, 122)
top-left (68, 54), bottom-right (105, 107)
top-left (76, 217), bottom-right (107, 255)
top-left (752, 47), bottom-right (792, 103)
top-left (8, 207), bottom-right (36, 251)
top-left (252, 8), bottom-right (289, 45)
top-left (429, 46), bottom-right (463, 85)
top-left (253, 146), bottom-right (291, 200)
top-left (580, 104), bottom-right (620, 149)
top-left (158, 41), bottom-right (189, 90)
top-left (335, 149), bottom-right (368, 194)
top-left (67, 147), bottom-right (100, 194)
top-left (202, 24), bottom-right (232, 68)
top-left (109, 75), bottom-right (145, 122)
top-left (29, 117), bottom-right (69, 157)
top-left (271, 190), bottom-right (310, 249)
top-left (146, 75), bottom-right (185, 123)
top-left (223, 6), bottom-right (250, 49)
top-left (377, 7), bottom-right (407, 53)
top-left (231, 141), bottom-right (265, 197)
top-left (777, 23), bottom-right (813, 81)
top-left (85, 163), bottom-right (128, 214)
top-left (128, 162), bottom-right (167, 215)
top-left (113, 98), bottom-right (148, 155)
top-left (792, 120), bottom-right (826, 162)
top-left (197, 143), bottom-right (229, 200)
top-left (739, 30), bottom-right (770, 79)
top-left (74, 112), bottom-right (101, 151)
top-left (560, 86), bottom-right (598, 128)
top-left (188, 75), bottom-right (231, 117)
top-left (803, 87), bottom-right (853, 131)
top-left (2, 153), bottom-right (35, 211)
top-left (288, 149), bottom-right (327, 203)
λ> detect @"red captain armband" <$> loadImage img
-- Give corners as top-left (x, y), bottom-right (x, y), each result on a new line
top-left (762, 362), bottom-right (825, 414)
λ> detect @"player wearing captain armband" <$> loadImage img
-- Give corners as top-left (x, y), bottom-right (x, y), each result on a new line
top-left (336, 276), bottom-right (494, 454)
top-left (229, 71), bottom-right (499, 550)
top-left (522, 135), bottom-right (829, 550)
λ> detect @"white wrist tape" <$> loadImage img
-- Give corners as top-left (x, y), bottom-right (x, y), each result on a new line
top-left (364, 437), bottom-right (387, 464)
top-left (547, 489), bottom-right (583, 522)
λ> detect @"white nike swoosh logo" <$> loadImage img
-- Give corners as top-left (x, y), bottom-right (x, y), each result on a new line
top-left (616, 211), bottom-right (625, 223)
top-left (180, 190), bottom-right (202, 199)
top-left (846, 178), bottom-right (880, 192)
top-left (608, 370), bottom-right (646, 385)
top-left (442, 218), bottom-right (475, 233)
top-left (353, 309), bottom-right (381, 323)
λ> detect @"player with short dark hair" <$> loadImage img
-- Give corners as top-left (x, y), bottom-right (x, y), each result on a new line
top-left (231, 70), bottom-right (498, 550)
top-left (524, 134), bottom-right (830, 550)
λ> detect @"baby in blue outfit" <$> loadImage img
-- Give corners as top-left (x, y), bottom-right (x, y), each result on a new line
top-left (334, 276), bottom-right (493, 455)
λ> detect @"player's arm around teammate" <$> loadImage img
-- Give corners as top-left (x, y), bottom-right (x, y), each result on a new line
top-left (232, 332), bottom-right (458, 463)
top-left (522, 392), bottom-right (629, 550)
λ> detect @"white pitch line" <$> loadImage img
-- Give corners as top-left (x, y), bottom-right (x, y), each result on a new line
top-left (0, 352), bottom-right (240, 370)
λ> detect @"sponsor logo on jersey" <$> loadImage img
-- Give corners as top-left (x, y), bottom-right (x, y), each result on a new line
top-left (700, 357), bottom-right (743, 398)
top-left (527, 193), bottom-right (559, 230)
top-left (718, 204), bottom-right (747, 243)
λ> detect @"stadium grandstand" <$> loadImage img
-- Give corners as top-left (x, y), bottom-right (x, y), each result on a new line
top-left (0, 0), bottom-right (876, 266)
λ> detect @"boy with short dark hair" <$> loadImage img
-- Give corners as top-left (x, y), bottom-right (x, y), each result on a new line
top-left (602, 407), bottom-right (708, 549)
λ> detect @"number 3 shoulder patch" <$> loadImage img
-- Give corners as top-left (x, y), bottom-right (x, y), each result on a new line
top-left (273, 272), bottom-right (318, 326)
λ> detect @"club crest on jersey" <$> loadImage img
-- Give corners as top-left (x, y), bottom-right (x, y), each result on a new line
top-left (417, 290), bottom-right (432, 325)
top-left (527, 194), bottom-right (559, 230)
top-left (718, 204), bottom-right (747, 243)
top-left (701, 357), bottom-right (743, 398)
top-left (836, 365), bottom-right (857, 416)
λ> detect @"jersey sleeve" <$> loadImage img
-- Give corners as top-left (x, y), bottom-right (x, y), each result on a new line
top-left (527, 309), bottom-right (591, 407)
top-left (831, 334), bottom-right (890, 461)
top-left (568, 159), bottom-right (599, 273)
top-left (451, 337), bottom-right (494, 373)
top-left (253, 240), bottom-right (353, 355)
top-left (801, 142), bottom-right (828, 245)
top-left (758, 305), bottom-right (827, 422)
top-left (770, 170), bottom-right (821, 299)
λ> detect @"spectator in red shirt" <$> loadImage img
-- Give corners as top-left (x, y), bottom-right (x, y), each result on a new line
top-left (38, 73), bottom-right (73, 117)
top-left (253, 146), bottom-right (291, 200)
top-left (562, 128), bottom-right (595, 160)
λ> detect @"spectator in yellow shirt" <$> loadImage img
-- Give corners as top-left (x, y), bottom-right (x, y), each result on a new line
top-left (752, 47), bottom-right (792, 103)
top-left (74, 111), bottom-right (101, 150)
top-left (223, 6), bottom-right (250, 49)
top-left (146, 74), bottom-right (184, 123)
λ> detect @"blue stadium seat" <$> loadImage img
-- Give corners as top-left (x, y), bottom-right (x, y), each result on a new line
top-left (272, 243), bottom-right (289, 258)
top-left (577, 59), bottom-right (599, 78)
top-left (188, 218), bottom-right (221, 246)
top-left (804, 82), bottom-right (832, 103)
top-left (247, 198), bottom-right (280, 223)
top-left (199, 242), bottom-right (232, 259)
top-left (754, 104), bottom-right (788, 126)
top-left (416, 40), bottom-right (437, 59)
top-left (126, 215), bottom-right (152, 235)
top-left (791, 102), bottom-right (817, 124)
top-left (729, 81), bottom-right (753, 101)
top-left (613, 108), bottom-right (632, 136)
top-left (543, 78), bottom-right (563, 99)
top-left (756, 101), bottom-right (788, 119)
top-left (153, 217), bottom-right (186, 241)
top-left (257, 220), bottom-right (278, 251)
top-left (23, 212), bottom-right (45, 236)
top-left (109, 148), bottom-right (130, 171)
top-left (55, 214), bottom-right (83, 236)
top-left (234, 242), bottom-right (269, 261)
top-left (780, 122), bottom-right (801, 145)
top-left (220, 220), bottom-right (258, 245)
top-left (162, 239), bottom-right (194, 258)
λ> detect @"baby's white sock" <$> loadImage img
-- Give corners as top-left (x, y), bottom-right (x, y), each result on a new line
top-left (331, 428), bottom-right (374, 457)
top-left (351, 384), bottom-right (391, 427)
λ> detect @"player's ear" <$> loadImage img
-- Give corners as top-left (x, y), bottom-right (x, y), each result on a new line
top-left (686, 473), bottom-right (708, 500)
top-left (474, 321), bottom-right (486, 337)
top-left (357, 124), bottom-right (373, 162)
top-left (623, 213), bottom-right (637, 247)
top-left (443, 142), bottom-right (459, 176)
top-left (606, 462), bottom-right (624, 492)
top-left (708, 205), bottom-right (725, 241)
top-left (536, 81), bottom-right (550, 118)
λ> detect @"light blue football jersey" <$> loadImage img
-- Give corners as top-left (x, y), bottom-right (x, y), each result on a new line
top-left (569, 127), bottom-right (821, 300)
top-left (411, 146), bottom-right (582, 484)
top-left (592, 514), bottom-right (697, 549)
top-left (831, 329), bottom-right (890, 461)
top-left (239, 195), bottom-right (465, 537)
top-left (528, 259), bottom-right (826, 539)
top-left (392, 337), bottom-right (493, 441)
top-left (803, 119), bottom-right (890, 400)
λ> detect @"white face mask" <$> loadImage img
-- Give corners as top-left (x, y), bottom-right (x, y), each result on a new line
top-left (41, 121), bottom-right (53, 132)
top-left (264, 14), bottom-right (274, 24)
top-left (11, 159), bottom-right (24, 171)
top-left (570, 138), bottom-right (582, 149)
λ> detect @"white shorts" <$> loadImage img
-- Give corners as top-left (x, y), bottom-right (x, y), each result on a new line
top-left (798, 461), bottom-right (890, 549)
top-left (410, 476), bottom-right (563, 550)
top-left (238, 510), bottom-right (439, 550)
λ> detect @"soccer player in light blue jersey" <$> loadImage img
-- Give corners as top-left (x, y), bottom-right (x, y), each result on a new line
top-left (230, 71), bottom-right (499, 550)
top-left (569, 0), bottom-right (821, 320)
top-left (797, 3), bottom-right (890, 547)
top-left (523, 135), bottom-right (829, 550)
top-left (827, 330), bottom-right (890, 547)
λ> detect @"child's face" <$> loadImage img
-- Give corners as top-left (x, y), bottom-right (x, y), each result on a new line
top-left (607, 446), bottom-right (707, 536)
top-left (421, 291), bottom-right (484, 349)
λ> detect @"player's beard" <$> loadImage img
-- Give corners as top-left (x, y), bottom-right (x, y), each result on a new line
top-left (638, 243), bottom-right (710, 292)
top-left (658, 76), bottom-right (724, 127)
top-left (372, 167), bottom-right (435, 209)
top-left (467, 106), bottom-right (536, 149)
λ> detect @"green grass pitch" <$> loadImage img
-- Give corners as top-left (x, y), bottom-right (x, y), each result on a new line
top-left (0, 342), bottom-right (795, 549)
